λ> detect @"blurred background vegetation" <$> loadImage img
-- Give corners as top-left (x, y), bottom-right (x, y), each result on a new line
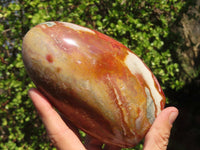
top-left (0, 0), bottom-right (200, 149)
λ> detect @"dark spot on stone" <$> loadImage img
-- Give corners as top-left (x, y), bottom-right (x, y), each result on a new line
top-left (46, 54), bottom-right (53, 63)
top-left (56, 67), bottom-right (61, 73)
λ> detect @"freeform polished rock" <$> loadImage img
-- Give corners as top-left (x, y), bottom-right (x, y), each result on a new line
top-left (22, 21), bottom-right (165, 148)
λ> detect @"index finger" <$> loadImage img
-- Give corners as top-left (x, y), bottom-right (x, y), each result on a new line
top-left (29, 88), bottom-right (86, 150)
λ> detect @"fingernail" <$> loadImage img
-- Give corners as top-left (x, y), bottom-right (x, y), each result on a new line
top-left (28, 89), bottom-right (34, 98)
top-left (28, 88), bottom-right (36, 97)
top-left (169, 111), bottom-right (178, 124)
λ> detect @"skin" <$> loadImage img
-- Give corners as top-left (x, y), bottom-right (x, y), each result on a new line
top-left (28, 88), bottom-right (178, 150)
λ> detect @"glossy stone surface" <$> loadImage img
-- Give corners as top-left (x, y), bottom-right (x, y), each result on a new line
top-left (22, 21), bottom-right (165, 148)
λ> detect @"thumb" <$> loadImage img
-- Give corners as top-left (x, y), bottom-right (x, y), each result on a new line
top-left (143, 107), bottom-right (179, 150)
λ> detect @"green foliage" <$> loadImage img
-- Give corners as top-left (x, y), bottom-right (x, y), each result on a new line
top-left (0, 0), bottom-right (185, 149)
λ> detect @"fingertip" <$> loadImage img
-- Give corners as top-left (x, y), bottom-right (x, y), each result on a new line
top-left (159, 106), bottom-right (178, 115)
top-left (28, 88), bottom-right (36, 97)
top-left (167, 107), bottom-right (179, 125)
top-left (28, 88), bottom-right (42, 101)
top-left (163, 106), bottom-right (178, 113)
top-left (160, 107), bottom-right (179, 124)
top-left (28, 88), bottom-right (53, 115)
top-left (28, 88), bottom-right (40, 106)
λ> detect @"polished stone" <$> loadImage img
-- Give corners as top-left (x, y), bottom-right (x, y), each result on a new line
top-left (22, 21), bottom-right (165, 148)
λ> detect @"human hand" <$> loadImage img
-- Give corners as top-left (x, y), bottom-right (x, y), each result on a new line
top-left (28, 88), bottom-right (178, 150)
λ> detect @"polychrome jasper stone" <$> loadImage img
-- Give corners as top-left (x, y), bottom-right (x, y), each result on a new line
top-left (22, 21), bottom-right (165, 148)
